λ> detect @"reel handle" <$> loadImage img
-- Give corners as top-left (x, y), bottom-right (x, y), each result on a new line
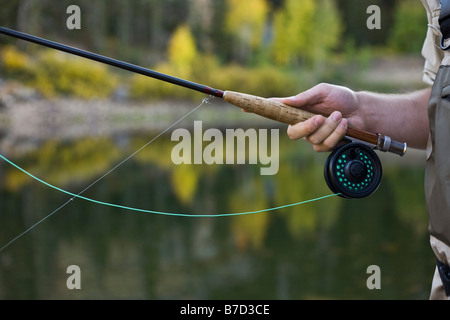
top-left (223, 91), bottom-right (406, 156)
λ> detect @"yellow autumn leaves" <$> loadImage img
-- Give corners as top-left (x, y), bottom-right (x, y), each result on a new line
top-left (1, 45), bottom-right (118, 98)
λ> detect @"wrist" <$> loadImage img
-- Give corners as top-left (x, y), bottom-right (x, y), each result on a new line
top-left (353, 90), bottom-right (380, 134)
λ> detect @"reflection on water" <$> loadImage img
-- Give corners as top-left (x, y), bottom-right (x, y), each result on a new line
top-left (0, 130), bottom-right (433, 299)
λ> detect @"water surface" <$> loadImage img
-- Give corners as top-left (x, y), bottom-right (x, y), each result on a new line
top-left (0, 123), bottom-right (433, 300)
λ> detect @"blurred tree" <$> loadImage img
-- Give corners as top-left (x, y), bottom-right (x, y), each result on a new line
top-left (168, 24), bottom-right (198, 77)
top-left (118, 0), bottom-right (133, 48)
top-left (88, 0), bottom-right (106, 52)
top-left (0, 0), bottom-right (409, 64)
top-left (388, 0), bottom-right (427, 53)
top-left (271, 0), bottom-right (316, 66)
top-left (309, 0), bottom-right (342, 70)
top-left (225, 0), bottom-right (269, 64)
top-left (171, 165), bottom-right (199, 205)
top-left (335, 0), bottom-right (398, 46)
top-left (266, 0), bottom-right (283, 10)
top-left (16, 0), bottom-right (43, 34)
top-left (188, 0), bottom-right (214, 53)
top-left (271, 0), bottom-right (341, 68)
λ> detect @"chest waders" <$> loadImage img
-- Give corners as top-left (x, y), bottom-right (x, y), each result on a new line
top-left (428, 0), bottom-right (450, 297)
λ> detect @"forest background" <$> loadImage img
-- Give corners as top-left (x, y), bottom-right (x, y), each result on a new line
top-left (0, 0), bottom-right (428, 102)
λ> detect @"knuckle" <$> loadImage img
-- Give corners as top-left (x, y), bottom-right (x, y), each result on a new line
top-left (307, 135), bottom-right (321, 145)
top-left (287, 117), bottom-right (321, 140)
top-left (321, 139), bottom-right (336, 151)
top-left (316, 82), bottom-right (330, 92)
top-left (337, 119), bottom-right (348, 134)
top-left (315, 82), bottom-right (326, 90)
top-left (326, 115), bottom-right (341, 128)
top-left (307, 116), bottom-right (323, 131)
top-left (313, 145), bottom-right (327, 153)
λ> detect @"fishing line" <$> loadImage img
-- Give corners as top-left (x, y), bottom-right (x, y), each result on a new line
top-left (0, 26), bottom-right (345, 251)
top-left (0, 95), bottom-right (338, 253)
top-left (0, 154), bottom-right (339, 219)
top-left (0, 148), bottom-right (339, 253)
top-left (0, 98), bottom-right (208, 252)
top-left (71, 97), bottom-right (209, 200)
top-left (0, 109), bottom-right (339, 253)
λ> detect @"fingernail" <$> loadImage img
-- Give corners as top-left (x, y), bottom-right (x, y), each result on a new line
top-left (332, 112), bottom-right (342, 122)
top-left (314, 116), bottom-right (321, 126)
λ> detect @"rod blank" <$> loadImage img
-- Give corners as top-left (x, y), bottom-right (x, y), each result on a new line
top-left (0, 26), bottom-right (406, 156)
top-left (0, 26), bottom-right (224, 98)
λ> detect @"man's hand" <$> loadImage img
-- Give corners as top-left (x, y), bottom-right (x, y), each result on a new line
top-left (278, 84), bottom-right (431, 151)
top-left (279, 83), bottom-right (366, 152)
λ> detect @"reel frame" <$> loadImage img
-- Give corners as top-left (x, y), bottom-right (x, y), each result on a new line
top-left (324, 142), bottom-right (382, 199)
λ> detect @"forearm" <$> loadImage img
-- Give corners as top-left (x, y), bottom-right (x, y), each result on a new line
top-left (356, 88), bottom-right (431, 149)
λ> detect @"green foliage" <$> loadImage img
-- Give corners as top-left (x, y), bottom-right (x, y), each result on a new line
top-left (388, 0), bottom-right (428, 53)
top-left (128, 22), bottom-right (302, 101)
top-left (1, 45), bottom-right (33, 79)
top-left (128, 59), bottom-right (207, 101)
top-left (271, 0), bottom-right (342, 68)
top-left (225, 0), bottom-right (269, 63)
top-left (208, 64), bottom-right (300, 96)
top-left (272, 0), bottom-right (316, 66)
top-left (1, 1), bottom-right (426, 75)
top-left (129, 25), bottom-right (203, 101)
top-left (129, 59), bottom-right (301, 101)
top-left (32, 50), bottom-right (119, 98)
top-left (171, 165), bottom-right (200, 205)
top-left (5, 137), bottom-right (121, 191)
top-left (229, 178), bottom-right (270, 250)
top-left (312, 0), bottom-right (343, 64)
top-left (1, 46), bottom-right (118, 98)
top-left (0, 0), bottom-right (428, 101)
top-left (168, 24), bottom-right (198, 78)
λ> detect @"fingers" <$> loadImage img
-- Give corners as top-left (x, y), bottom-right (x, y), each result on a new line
top-left (287, 115), bottom-right (324, 140)
top-left (278, 83), bottom-right (329, 110)
top-left (312, 117), bottom-right (348, 152)
top-left (287, 111), bottom-right (348, 152)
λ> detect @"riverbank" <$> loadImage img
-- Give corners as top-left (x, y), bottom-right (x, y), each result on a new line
top-left (0, 83), bottom-right (279, 157)
top-left (0, 95), bottom-right (426, 167)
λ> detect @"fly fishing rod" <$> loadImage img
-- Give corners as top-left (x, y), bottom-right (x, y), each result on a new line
top-left (0, 26), bottom-right (407, 198)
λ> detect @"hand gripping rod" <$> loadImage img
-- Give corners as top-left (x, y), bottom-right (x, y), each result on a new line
top-left (223, 91), bottom-right (406, 156)
top-left (0, 26), bottom-right (406, 156)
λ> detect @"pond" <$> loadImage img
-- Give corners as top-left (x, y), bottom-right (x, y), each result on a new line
top-left (0, 109), bottom-right (434, 300)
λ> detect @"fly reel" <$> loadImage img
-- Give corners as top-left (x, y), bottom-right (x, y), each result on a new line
top-left (324, 142), bottom-right (382, 199)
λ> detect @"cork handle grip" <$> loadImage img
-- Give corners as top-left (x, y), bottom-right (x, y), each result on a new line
top-left (223, 91), bottom-right (380, 146)
top-left (223, 90), bottom-right (314, 124)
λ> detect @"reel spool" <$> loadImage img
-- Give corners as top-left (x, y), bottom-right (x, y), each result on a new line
top-left (324, 143), bottom-right (382, 199)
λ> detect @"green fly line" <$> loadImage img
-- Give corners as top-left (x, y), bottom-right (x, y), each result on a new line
top-left (0, 97), bottom-right (339, 252)
top-left (0, 153), bottom-right (338, 218)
